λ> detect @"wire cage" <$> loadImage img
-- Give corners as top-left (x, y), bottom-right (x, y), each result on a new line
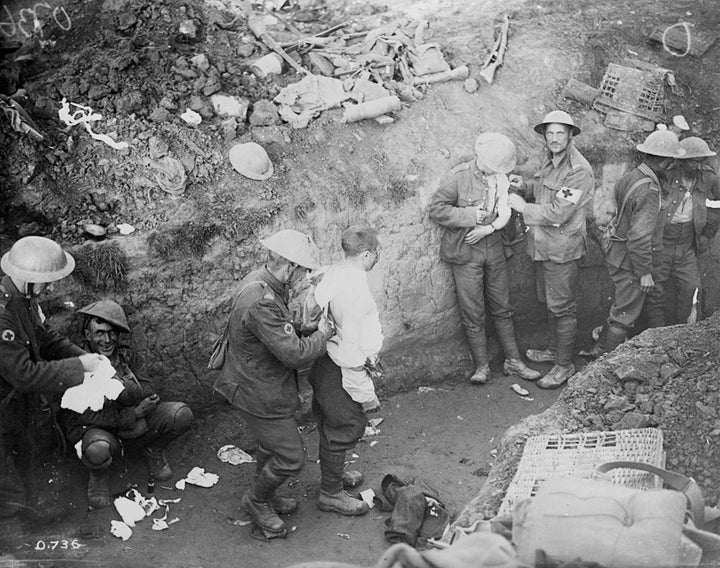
top-left (593, 62), bottom-right (666, 121)
top-left (497, 428), bottom-right (665, 517)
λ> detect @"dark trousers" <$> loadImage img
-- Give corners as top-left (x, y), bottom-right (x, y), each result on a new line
top-left (535, 259), bottom-right (579, 366)
top-left (607, 263), bottom-right (646, 331)
top-left (308, 354), bottom-right (367, 454)
top-left (238, 410), bottom-right (305, 479)
top-left (646, 223), bottom-right (699, 326)
top-left (80, 401), bottom-right (193, 469)
top-left (1, 395), bottom-right (37, 519)
top-left (450, 233), bottom-right (520, 366)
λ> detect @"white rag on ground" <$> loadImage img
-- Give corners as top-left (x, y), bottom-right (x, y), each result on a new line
top-left (60, 357), bottom-right (124, 413)
top-left (314, 265), bottom-right (383, 406)
top-left (58, 97), bottom-right (129, 150)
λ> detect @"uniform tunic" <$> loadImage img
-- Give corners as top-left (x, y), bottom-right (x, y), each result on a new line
top-left (646, 164), bottom-right (720, 325)
top-left (0, 276), bottom-right (86, 518)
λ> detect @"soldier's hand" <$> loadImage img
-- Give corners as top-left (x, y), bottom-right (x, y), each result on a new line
top-left (640, 274), bottom-right (655, 293)
top-left (464, 225), bottom-right (493, 244)
top-left (119, 417), bottom-right (148, 439)
top-left (135, 395), bottom-right (159, 418)
top-left (509, 174), bottom-right (524, 190)
top-left (317, 315), bottom-right (335, 339)
top-left (79, 353), bottom-right (105, 373)
top-left (508, 193), bottom-right (527, 212)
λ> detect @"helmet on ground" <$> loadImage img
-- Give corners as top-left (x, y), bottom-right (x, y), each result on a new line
top-left (679, 137), bottom-right (716, 159)
top-left (474, 132), bottom-right (517, 174)
top-left (1, 236), bottom-right (75, 283)
top-left (77, 300), bottom-right (131, 333)
top-left (260, 229), bottom-right (320, 269)
top-left (229, 142), bottom-right (273, 180)
top-left (534, 110), bottom-right (581, 136)
top-left (672, 115), bottom-right (690, 131)
top-left (636, 130), bottom-right (686, 158)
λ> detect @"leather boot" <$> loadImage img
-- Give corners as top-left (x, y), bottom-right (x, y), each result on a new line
top-left (317, 448), bottom-right (368, 516)
top-left (143, 446), bottom-right (173, 481)
top-left (255, 447), bottom-right (297, 515)
top-left (537, 363), bottom-right (575, 389)
top-left (503, 358), bottom-right (542, 381)
top-left (527, 315), bottom-right (558, 363)
top-left (469, 364), bottom-right (490, 385)
top-left (87, 469), bottom-right (112, 511)
top-left (580, 325), bottom-right (626, 359)
top-left (0, 515), bottom-right (24, 552)
top-left (241, 466), bottom-right (287, 534)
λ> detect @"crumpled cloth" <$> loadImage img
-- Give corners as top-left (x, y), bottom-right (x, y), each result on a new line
top-left (274, 74), bottom-right (350, 114)
top-left (147, 156), bottom-right (186, 195)
top-left (58, 97), bottom-right (129, 150)
top-left (60, 357), bottom-right (124, 413)
top-left (379, 474), bottom-right (450, 548)
top-left (284, 532), bottom-right (521, 568)
top-left (175, 467), bottom-right (219, 489)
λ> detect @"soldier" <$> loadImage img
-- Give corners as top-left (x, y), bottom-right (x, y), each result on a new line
top-left (429, 132), bottom-right (541, 386)
top-left (309, 225), bottom-right (384, 517)
top-left (580, 130), bottom-right (685, 358)
top-left (61, 300), bottom-right (194, 510)
top-left (213, 229), bottom-right (334, 539)
top-left (0, 236), bottom-right (103, 551)
top-left (508, 111), bottom-right (595, 389)
top-left (645, 137), bottom-right (720, 326)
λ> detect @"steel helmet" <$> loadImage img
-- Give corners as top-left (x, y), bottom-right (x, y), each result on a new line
top-left (77, 300), bottom-right (131, 333)
top-left (1, 236), bottom-right (75, 283)
top-left (260, 229), bottom-right (320, 269)
top-left (534, 110), bottom-right (581, 136)
top-left (636, 130), bottom-right (686, 158)
top-left (229, 142), bottom-right (273, 180)
top-left (474, 132), bottom-right (517, 174)
top-left (678, 137), bottom-right (716, 159)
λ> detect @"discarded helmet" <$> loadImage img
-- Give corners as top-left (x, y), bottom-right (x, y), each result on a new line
top-left (636, 130), bottom-right (686, 158)
top-left (678, 137), bottom-right (716, 159)
top-left (229, 142), bottom-right (273, 181)
top-left (0, 236), bottom-right (75, 283)
top-left (474, 132), bottom-right (517, 174)
top-left (534, 110), bottom-right (581, 136)
top-left (260, 229), bottom-right (320, 269)
top-left (77, 300), bottom-right (131, 333)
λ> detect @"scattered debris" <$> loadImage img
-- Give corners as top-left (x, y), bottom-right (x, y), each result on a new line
top-left (58, 98), bottom-right (129, 150)
top-left (368, 417), bottom-right (384, 428)
top-left (147, 156), bottom-right (187, 196)
top-left (117, 223), bottom-right (136, 235)
top-left (337, 533), bottom-right (350, 540)
top-left (180, 108), bottom-right (202, 126)
top-left (364, 425), bottom-right (381, 437)
top-left (175, 467), bottom-right (219, 490)
top-left (648, 24), bottom-right (717, 57)
top-left (342, 95), bottom-right (400, 123)
top-left (479, 15), bottom-right (509, 84)
top-left (110, 520), bottom-right (132, 541)
top-left (359, 488), bottom-right (376, 508)
top-left (510, 383), bottom-right (530, 397)
top-left (217, 445), bottom-right (256, 465)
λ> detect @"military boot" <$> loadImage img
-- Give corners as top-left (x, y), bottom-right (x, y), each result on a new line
top-left (87, 469), bottom-right (112, 511)
top-left (143, 447), bottom-right (173, 481)
top-left (537, 363), bottom-right (575, 389)
top-left (317, 449), bottom-right (368, 516)
top-left (241, 466), bottom-right (287, 536)
top-left (255, 448), bottom-right (297, 515)
top-left (503, 358), bottom-right (542, 381)
top-left (469, 364), bottom-right (490, 385)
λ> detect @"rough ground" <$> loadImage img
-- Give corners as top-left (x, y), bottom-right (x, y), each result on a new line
top-left (2, 0), bottom-right (720, 566)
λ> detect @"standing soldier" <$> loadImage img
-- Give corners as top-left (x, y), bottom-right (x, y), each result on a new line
top-left (0, 236), bottom-right (103, 551)
top-left (580, 130), bottom-right (685, 358)
top-left (508, 111), bottom-right (595, 389)
top-left (645, 137), bottom-right (720, 326)
top-left (213, 229), bottom-right (333, 540)
top-left (429, 132), bottom-right (541, 386)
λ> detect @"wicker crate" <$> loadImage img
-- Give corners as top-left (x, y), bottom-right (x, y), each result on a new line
top-left (593, 62), bottom-right (666, 121)
top-left (497, 428), bottom-right (665, 516)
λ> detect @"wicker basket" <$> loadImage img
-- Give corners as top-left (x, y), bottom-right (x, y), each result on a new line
top-left (497, 428), bottom-right (665, 517)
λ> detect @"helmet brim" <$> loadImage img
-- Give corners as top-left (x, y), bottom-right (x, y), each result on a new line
top-left (636, 144), bottom-right (686, 158)
top-left (534, 122), bottom-right (581, 136)
top-left (1, 251), bottom-right (75, 283)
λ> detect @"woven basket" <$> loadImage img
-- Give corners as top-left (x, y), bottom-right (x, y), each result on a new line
top-left (498, 428), bottom-right (665, 517)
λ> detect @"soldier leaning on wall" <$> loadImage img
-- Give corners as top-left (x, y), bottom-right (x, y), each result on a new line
top-left (580, 130), bottom-right (685, 359)
top-left (644, 137), bottom-right (720, 327)
top-left (0, 237), bottom-right (104, 553)
top-left (429, 132), bottom-right (541, 387)
top-left (508, 110), bottom-right (595, 390)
